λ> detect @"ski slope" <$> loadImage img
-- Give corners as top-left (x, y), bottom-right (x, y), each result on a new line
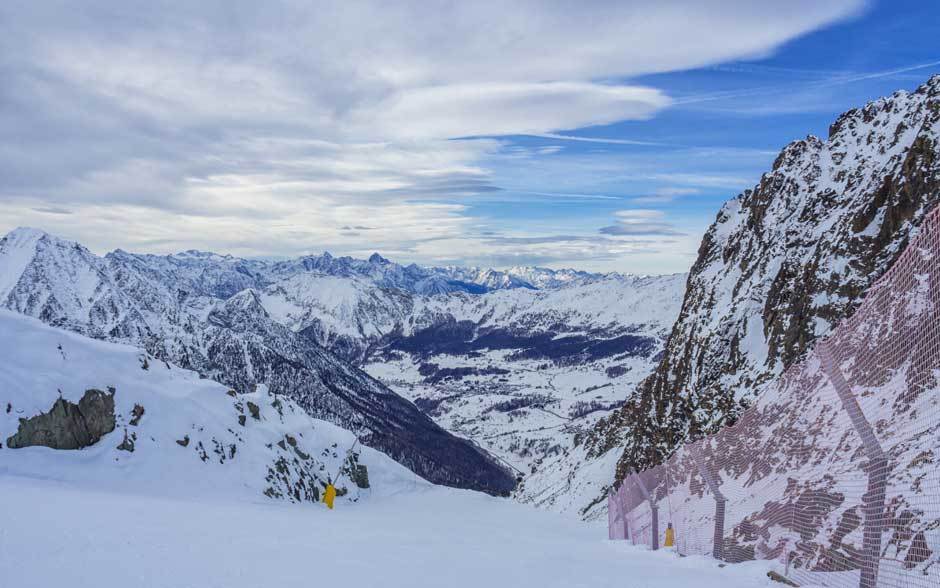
top-left (0, 475), bottom-right (779, 588)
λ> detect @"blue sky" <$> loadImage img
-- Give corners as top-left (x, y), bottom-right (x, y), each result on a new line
top-left (464, 0), bottom-right (940, 271)
top-left (1, 1), bottom-right (938, 273)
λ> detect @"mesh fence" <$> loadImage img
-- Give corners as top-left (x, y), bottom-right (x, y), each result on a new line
top-left (609, 205), bottom-right (940, 588)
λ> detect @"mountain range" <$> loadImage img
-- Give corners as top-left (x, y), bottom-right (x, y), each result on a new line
top-left (4, 75), bottom-right (940, 522)
top-left (0, 228), bottom-right (518, 495)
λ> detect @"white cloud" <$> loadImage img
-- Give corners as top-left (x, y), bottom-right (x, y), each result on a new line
top-left (599, 209), bottom-right (686, 236)
top-left (0, 0), bottom-right (866, 270)
top-left (630, 187), bottom-right (700, 204)
top-left (364, 82), bottom-right (670, 140)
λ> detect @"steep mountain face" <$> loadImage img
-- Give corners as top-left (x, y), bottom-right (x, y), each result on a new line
top-left (590, 74), bottom-right (940, 477)
top-left (612, 206), bottom-right (940, 582)
top-left (0, 230), bottom-right (516, 495)
top-left (0, 310), bottom-right (416, 503)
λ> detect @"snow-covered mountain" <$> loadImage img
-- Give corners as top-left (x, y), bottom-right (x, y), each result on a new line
top-left (360, 273), bottom-right (687, 518)
top-left (0, 309), bottom-right (415, 503)
top-left (502, 266), bottom-right (604, 289)
top-left (0, 225), bottom-right (685, 514)
top-left (0, 229), bottom-right (516, 495)
top-left (589, 74), bottom-right (940, 479)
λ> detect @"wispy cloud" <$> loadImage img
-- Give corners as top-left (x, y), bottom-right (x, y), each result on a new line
top-left (31, 206), bottom-right (74, 215)
top-left (526, 133), bottom-right (672, 147)
top-left (0, 0), bottom-right (866, 270)
top-left (630, 187), bottom-right (701, 204)
top-left (599, 209), bottom-right (686, 236)
top-left (674, 58), bottom-right (940, 107)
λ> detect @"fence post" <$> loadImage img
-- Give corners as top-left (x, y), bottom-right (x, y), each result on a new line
top-left (818, 342), bottom-right (889, 588)
top-left (619, 488), bottom-right (631, 541)
top-left (631, 471), bottom-right (659, 550)
top-left (691, 445), bottom-right (727, 561)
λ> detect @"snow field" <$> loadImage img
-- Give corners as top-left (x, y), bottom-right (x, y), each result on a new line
top-left (0, 475), bottom-right (779, 588)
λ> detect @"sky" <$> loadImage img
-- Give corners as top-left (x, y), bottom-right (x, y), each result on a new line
top-left (1, 0), bottom-right (939, 273)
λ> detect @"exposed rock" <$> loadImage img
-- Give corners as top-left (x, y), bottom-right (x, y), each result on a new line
top-left (116, 428), bottom-right (135, 452)
top-left (589, 74), bottom-right (940, 476)
top-left (129, 404), bottom-right (145, 426)
top-left (6, 388), bottom-right (115, 450)
top-left (176, 435), bottom-right (190, 447)
top-left (246, 401), bottom-right (260, 421)
top-left (346, 453), bottom-right (370, 489)
top-left (767, 571), bottom-right (799, 587)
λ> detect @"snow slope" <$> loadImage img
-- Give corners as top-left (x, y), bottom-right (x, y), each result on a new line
top-left (0, 310), bottom-right (419, 503)
top-left (0, 474), bottom-right (780, 588)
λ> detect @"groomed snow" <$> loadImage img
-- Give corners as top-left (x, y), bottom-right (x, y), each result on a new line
top-left (0, 475), bottom-right (778, 588)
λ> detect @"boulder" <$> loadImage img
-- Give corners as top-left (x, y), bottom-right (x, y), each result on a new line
top-left (6, 389), bottom-right (116, 449)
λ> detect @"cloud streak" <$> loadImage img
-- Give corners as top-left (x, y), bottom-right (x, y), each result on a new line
top-left (0, 0), bottom-right (866, 269)
top-left (599, 210), bottom-right (687, 236)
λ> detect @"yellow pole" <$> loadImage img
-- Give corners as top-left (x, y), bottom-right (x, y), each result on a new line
top-left (323, 483), bottom-right (336, 509)
top-left (664, 523), bottom-right (675, 548)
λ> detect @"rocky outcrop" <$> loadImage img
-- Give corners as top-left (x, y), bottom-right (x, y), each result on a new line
top-left (589, 74), bottom-right (940, 477)
top-left (345, 453), bottom-right (370, 489)
top-left (6, 388), bottom-right (116, 449)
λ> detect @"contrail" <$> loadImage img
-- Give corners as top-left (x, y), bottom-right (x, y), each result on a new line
top-left (526, 133), bottom-right (674, 147)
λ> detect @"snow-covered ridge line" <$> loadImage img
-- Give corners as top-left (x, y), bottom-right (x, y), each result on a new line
top-left (0, 309), bottom-right (418, 503)
top-left (6, 224), bottom-right (660, 296)
top-left (0, 227), bottom-right (652, 297)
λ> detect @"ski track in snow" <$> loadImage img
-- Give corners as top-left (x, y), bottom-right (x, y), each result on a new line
top-left (0, 475), bottom-right (778, 588)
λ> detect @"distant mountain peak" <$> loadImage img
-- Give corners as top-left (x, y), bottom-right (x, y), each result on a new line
top-left (4, 226), bottom-right (52, 242)
top-left (208, 288), bottom-right (270, 330)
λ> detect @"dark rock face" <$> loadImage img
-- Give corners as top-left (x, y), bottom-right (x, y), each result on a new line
top-left (6, 389), bottom-right (116, 449)
top-left (345, 453), bottom-right (370, 489)
top-left (589, 75), bottom-right (940, 476)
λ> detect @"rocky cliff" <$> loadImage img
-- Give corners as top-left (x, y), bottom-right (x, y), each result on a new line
top-left (590, 74), bottom-right (940, 478)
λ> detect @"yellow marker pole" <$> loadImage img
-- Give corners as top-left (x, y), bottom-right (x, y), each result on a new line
top-left (323, 483), bottom-right (336, 510)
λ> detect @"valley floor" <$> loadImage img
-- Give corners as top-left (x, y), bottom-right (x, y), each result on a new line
top-left (1, 476), bottom-right (778, 588)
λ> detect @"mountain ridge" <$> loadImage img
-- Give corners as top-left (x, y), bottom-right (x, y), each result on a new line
top-left (588, 73), bottom-right (940, 481)
top-left (0, 228), bottom-right (517, 495)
